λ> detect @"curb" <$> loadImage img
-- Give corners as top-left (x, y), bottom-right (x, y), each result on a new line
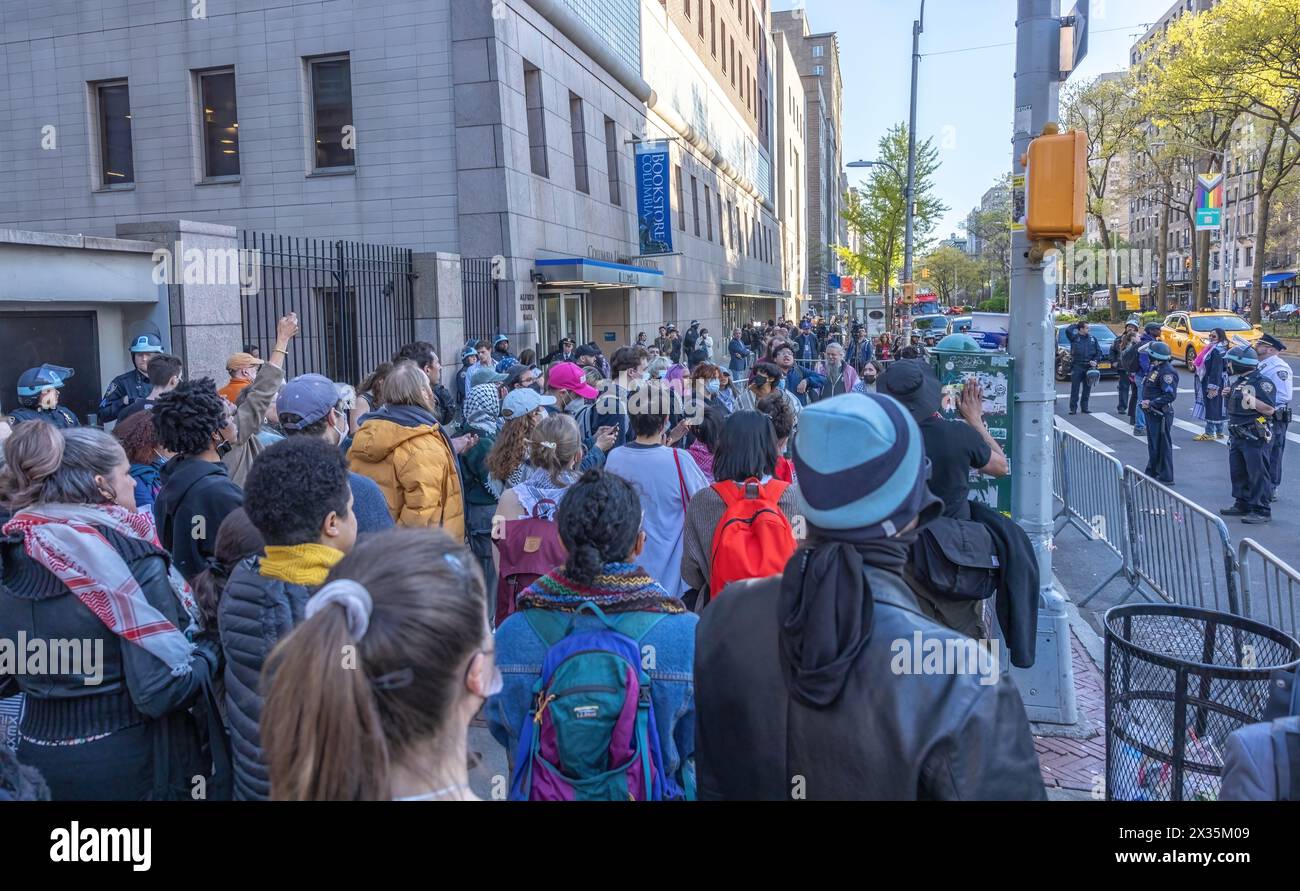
top-left (1028, 576), bottom-right (1103, 740)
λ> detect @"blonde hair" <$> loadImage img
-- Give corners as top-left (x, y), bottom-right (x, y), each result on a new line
top-left (527, 414), bottom-right (583, 485)
top-left (381, 361), bottom-right (433, 412)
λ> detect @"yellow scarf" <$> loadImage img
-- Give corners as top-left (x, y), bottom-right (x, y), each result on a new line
top-left (259, 543), bottom-right (344, 587)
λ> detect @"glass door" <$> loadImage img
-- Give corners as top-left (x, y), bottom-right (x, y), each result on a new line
top-left (538, 291), bottom-right (589, 358)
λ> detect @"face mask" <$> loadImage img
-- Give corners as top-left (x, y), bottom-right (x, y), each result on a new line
top-left (332, 415), bottom-right (349, 442)
top-left (706, 379), bottom-right (721, 394)
top-left (485, 663), bottom-right (503, 698)
top-left (215, 438), bottom-right (233, 458)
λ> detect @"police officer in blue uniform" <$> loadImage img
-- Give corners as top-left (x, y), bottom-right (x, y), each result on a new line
top-left (1140, 341), bottom-right (1178, 484)
top-left (97, 327), bottom-right (164, 423)
top-left (7, 365), bottom-right (80, 428)
top-left (1066, 320), bottom-right (1102, 414)
top-left (1253, 334), bottom-right (1291, 499)
top-left (1221, 346), bottom-right (1277, 524)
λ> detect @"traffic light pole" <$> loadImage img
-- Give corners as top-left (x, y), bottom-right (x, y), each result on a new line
top-left (1008, 0), bottom-right (1077, 725)
top-left (903, 1), bottom-right (925, 289)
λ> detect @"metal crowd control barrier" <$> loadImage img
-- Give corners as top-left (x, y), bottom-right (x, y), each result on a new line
top-left (1238, 538), bottom-right (1300, 641)
top-left (1117, 468), bottom-right (1240, 615)
top-left (1054, 426), bottom-right (1130, 605)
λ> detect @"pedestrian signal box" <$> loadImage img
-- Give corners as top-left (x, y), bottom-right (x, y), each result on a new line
top-left (1022, 126), bottom-right (1086, 242)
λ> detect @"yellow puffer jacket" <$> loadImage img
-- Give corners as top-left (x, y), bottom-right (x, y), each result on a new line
top-left (347, 406), bottom-right (465, 539)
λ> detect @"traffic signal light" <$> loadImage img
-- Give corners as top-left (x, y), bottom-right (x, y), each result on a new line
top-left (1022, 125), bottom-right (1086, 242)
top-left (902, 282), bottom-right (916, 301)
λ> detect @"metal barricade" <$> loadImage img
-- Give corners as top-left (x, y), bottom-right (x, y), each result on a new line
top-left (1051, 424), bottom-right (1065, 516)
top-left (1237, 538), bottom-right (1300, 641)
top-left (1121, 467), bottom-right (1240, 615)
top-left (1054, 426), bottom-right (1131, 605)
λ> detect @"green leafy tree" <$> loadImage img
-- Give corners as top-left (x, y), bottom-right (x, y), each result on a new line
top-left (919, 245), bottom-right (983, 305)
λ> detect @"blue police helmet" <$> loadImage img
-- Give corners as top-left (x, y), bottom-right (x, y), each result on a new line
top-left (1086, 368), bottom-right (1101, 384)
top-left (1225, 345), bottom-right (1259, 368)
top-left (17, 364), bottom-right (74, 397)
top-left (129, 331), bottom-right (164, 353)
top-left (1148, 341), bottom-right (1172, 361)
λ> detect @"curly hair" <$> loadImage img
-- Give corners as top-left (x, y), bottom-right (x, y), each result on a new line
top-left (756, 392), bottom-right (796, 442)
top-left (485, 410), bottom-right (539, 482)
top-left (152, 378), bottom-right (227, 456)
top-left (243, 437), bottom-right (351, 546)
top-left (112, 409), bottom-right (163, 465)
top-left (556, 469), bottom-right (642, 584)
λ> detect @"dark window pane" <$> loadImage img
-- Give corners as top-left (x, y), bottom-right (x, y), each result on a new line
top-left (98, 83), bottom-right (133, 185)
top-left (312, 58), bottom-right (354, 169)
top-left (201, 71), bottom-right (239, 178)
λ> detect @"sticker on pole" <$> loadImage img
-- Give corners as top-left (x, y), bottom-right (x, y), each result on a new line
top-left (1011, 174), bottom-right (1027, 232)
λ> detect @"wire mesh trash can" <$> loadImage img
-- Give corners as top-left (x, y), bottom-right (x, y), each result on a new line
top-left (1105, 603), bottom-right (1300, 801)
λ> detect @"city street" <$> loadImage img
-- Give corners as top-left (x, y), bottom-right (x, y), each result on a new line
top-left (1050, 354), bottom-right (1300, 633)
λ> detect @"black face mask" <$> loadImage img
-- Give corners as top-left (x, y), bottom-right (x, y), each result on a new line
top-left (215, 438), bottom-right (233, 458)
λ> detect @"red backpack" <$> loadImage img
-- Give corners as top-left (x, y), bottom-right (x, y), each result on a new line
top-left (707, 478), bottom-right (795, 604)
top-left (495, 498), bottom-right (567, 627)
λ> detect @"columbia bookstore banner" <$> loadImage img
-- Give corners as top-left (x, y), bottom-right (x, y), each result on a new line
top-left (635, 140), bottom-right (674, 256)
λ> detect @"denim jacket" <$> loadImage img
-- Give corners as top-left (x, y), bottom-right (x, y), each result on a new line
top-left (486, 606), bottom-right (699, 796)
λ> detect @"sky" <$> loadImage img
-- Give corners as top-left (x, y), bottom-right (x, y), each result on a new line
top-left (773, 0), bottom-right (1179, 239)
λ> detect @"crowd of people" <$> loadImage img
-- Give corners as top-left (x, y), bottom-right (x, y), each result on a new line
top-left (0, 310), bottom-right (1050, 802)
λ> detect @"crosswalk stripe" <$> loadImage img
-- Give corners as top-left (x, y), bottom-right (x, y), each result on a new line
top-left (1289, 431), bottom-right (1300, 446)
top-left (1053, 415), bottom-right (1115, 454)
top-left (1089, 411), bottom-right (1180, 449)
top-left (1170, 418), bottom-right (1227, 445)
top-left (1054, 388), bottom-right (1195, 399)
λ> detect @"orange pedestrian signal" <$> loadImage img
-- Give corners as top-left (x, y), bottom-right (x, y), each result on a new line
top-left (1022, 126), bottom-right (1086, 242)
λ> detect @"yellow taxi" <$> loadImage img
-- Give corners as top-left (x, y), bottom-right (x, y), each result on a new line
top-left (1159, 311), bottom-right (1266, 368)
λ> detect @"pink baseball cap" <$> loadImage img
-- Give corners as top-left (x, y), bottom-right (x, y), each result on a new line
top-left (548, 362), bottom-right (598, 399)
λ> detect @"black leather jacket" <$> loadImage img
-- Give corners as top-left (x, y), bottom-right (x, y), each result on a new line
top-left (0, 525), bottom-right (218, 741)
top-left (694, 566), bottom-right (1046, 800)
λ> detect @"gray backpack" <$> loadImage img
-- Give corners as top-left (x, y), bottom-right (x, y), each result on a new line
top-left (1219, 670), bottom-right (1300, 801)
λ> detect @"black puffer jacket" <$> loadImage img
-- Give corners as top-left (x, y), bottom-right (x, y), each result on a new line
top-left (153, 456), bottom-right (243, 582)
top-left (0, 525), bottom-right (219, 799)
top-left (694, 566), bottom-right (1046, 801)
top-left (217, 559), bottom-right (314, 801)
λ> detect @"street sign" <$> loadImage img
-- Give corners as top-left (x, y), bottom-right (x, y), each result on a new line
top-left (1060, 0), bottom-right (1088, 80)
top-left (1194, 173), bottom-right (1224, 231)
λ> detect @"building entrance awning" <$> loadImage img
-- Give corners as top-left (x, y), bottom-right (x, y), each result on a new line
top-left (721, 282), bottom-right (790, 300)
top-left (1262, 271), bottom-right (1297, 288)
top-left (534, 258), bottom-right (663, 289)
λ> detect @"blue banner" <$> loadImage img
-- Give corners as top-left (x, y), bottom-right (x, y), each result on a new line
top-left (635, 140), bottom-right (674, 256)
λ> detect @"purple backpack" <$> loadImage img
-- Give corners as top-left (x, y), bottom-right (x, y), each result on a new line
top-left (508, 602), bottom-right (681, 801)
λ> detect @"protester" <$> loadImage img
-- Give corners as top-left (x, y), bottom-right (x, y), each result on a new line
top-left (116, 353), bottom-right (182, 424)
top-left (728, 327), bottom-right (752, 376)
top-left (0, 423), bottom-right (220, 800)
top-left (261, 528), bottom-right (492, 800)
top-left (1112, 322), bottom-right (1141, 416)
top-left (591, 345), bottom-right (648, 446)
top-left (769, 343), bottom-right (814, 406)
top-left (503, 363), bottom-right (540, 393)
top-left (352, 361), bottom-right (393, 434)
top-left (544, 361), bottom-right (617, 470)
top-left (111, 409), bottom-right (171, 510)
top-left (348, 361), bottom-right (469, 537)
top-left (685, 401), bottom-right (725, 477)
top-left (716, 368), bottom-right (739, 414)
top-left (756, 393), bottom-right (798, 484)
top-left (486, 387), bottom-right (553, 491)
top-left (277, 373), bottom-right (394, 535)
top-left (1194, 328), bottom-right (1230, 441)
top-left (736, 360), bottom-right (800, 416)
top-left (817, 342), bottom-right (858, 399)
top-left (846, 326), bottom-right (874, 370)
top-left (458, 379), bottom-right (504, 588)
top-left (603, 387), bottom-right (710, 598)
top-left (189, 507), bottom-right (264, 637)
top-left (487, 468), bottom-right (697, 798)
top-left (151, 378), bottom-right (243, 581)
top-left (224, 313), bottom-right (299, 487)
top-left (395, 341), bottom-right (456, 426)
top-left (681, 409), bottom-right (801, 610)
top-left (693, 393), bottom-right (1046, 800)
top-left (853, 360), bottom-right (883, 394)
top-left (219, 351), bottom-right (263, 406)
top-left (699, 327), bottom-right (715, 361)
top-left (219, 436), bottom-right (358, 801)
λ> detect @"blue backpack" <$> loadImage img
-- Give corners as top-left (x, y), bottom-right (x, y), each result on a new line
top-left (508, 602), bottom-right (682, 801)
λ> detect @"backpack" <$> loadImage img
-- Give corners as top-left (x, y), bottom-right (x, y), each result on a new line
top-left (1120, 341), bottom-right (1143, 374)
top-left (509, 602), bottom-right (681, 801)
top-left (707, 478), bottom-right (795, 605)
top-left (495, 497), bottom-right (567, 628)
top-left (1220, 668), bottom-right (1300, 801)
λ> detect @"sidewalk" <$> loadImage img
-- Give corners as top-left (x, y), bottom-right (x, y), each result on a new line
top-left (1033, 625), bottom-right (1106, 800)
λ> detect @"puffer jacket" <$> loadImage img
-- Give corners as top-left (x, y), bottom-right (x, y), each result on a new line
top-left (347, 403), bottom-right (465, 539)
top-left (694, 565), bottom-right (1046, 801)
top-left (217, 558), bottom-right (314, 801)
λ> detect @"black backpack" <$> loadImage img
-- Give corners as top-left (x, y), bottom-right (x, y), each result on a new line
top-left (1120, 341), bottom-right (1143, 374)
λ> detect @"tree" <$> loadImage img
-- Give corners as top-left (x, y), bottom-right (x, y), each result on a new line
top-left (961, 174), bottom-right (1013, 301)
top-left (1062, 72), bottom-right (1145, 320)
top-left (838, 123), bottom-right (948, 295)
top-left (919, 246), bottom-right (983, 305)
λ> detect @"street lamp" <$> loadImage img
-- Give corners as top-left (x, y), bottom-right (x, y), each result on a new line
top-left (847, 158), bottom-right (903, 180)
top-left (904, 1), bottom-right (926, 293)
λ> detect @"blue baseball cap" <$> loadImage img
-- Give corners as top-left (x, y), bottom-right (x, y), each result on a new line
top-left (500, 387), bottom-right (555, 419)
top-left (17, 364), bottom-right (74, 397)
top-left (792, 393), bottom-right (935, 535)
top-left (276, 374), bottom-right (341, 429)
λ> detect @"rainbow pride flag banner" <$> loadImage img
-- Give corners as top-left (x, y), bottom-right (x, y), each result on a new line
top-left (1194, 173), bottom-right (1224, 231)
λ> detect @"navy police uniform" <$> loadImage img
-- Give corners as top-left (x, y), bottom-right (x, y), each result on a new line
top-left (1141, 359), bottom-right (1178, 484)
top-left (1225, 370), bottom-right (1277, 519)
top-left (6, 405), bottom-right (79, 428)
top-left (9, 364), bottom-right (80, 429)
top-left (1256, 339), bottom-right (1291, 490)
top-left (1066, 324), bottom-right (1101, 413)
top-left (98, 329), bottom-right (164, 423)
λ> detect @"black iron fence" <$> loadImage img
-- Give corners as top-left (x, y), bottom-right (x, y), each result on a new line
top-left (462, 257), bottom-right (502, 345)
top-left (239, 231), bottom-right (415, 386)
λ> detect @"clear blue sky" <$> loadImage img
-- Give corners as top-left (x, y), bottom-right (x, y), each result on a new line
top-left (774, 0), bottom-right (1177, 238)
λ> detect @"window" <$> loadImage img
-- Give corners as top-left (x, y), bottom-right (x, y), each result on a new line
top-left (604, 117), bottom-right (621, 205)
top-left (675, 164), bottom-right (686, 231)
top-left (812, 44), bottom-right (825, 57)
top-left (731, 38), bottom-right (736, 86)
top-left (705, 184), bottom-right (714, 240)
top-left (569, 93), bottom-right (589, 193)
top-left (813, 65), bottom-right (825, 76)
top-left (698, 0), bottom-right (704, 37)
top-left (684, 0), bottom-right (691, 17)
top-left (691, 176), bottom-right (701, 237)
top-left (524, 61), bottom-right (548, 178)
top-left (710, 2), bottom-right (716, 55)
top-left (309, 56), bottom-right (354, 170)
top-left (718, 194), bottom-right (726, 247)
top-left (94, 80), bottom-right (134, 186)
top-left (721, 23), bottom-right (727, 71)
top-left (198, 69), bottom-right (239, 178)
top-left (1245, 246), bottom-right (1253, 266)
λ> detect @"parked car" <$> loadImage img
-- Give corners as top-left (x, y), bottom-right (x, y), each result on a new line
top-left (1055, 323), bottom-right (1119, 381)
top-left (1267, 303), bottom-right (1297, 322)
top-left (911, 313), bottom-right (952, 338)
top-left (1159, 311), bottom-right (1266, 368)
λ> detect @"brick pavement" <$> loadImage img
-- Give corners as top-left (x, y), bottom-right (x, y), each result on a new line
top-left (1034, 627), bottom-right (1106, 797)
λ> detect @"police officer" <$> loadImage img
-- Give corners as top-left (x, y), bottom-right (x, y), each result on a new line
top-left (1253, 334), bottom-right (1291, 497)
top-left (1140, 341), bottom-right (1178, 485)
top-left (7, 365), bottom-right (80, 428)
top-left (1066, 320), bottom-right (1102, 415)
top-left (98, 327), bottom-right (164, 423)
top-left (1221, 345), bottom-right (1277, 524)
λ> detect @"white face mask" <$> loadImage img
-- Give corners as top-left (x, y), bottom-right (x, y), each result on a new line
top-left (333, 415), bottom-right (349, 442)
